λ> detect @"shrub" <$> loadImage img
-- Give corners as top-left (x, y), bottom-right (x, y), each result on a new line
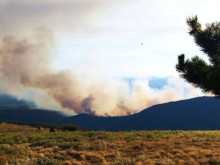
top-left (60, 125), bottom-right (79, 131)
top-left (35, 158), bottom-right (60, 165)
top-left (111, 158), bottom-right (135, 165)
top-left (49, 128), bottom-right (56, 132)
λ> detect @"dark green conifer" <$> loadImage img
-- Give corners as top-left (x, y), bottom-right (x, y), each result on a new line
top-left (176, 16), bottom-right (220, 95)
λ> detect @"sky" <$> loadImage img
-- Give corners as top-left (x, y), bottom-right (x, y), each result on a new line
top-left (1, 0), bottom-right (220, 77)
top-left (0, 0), bottom-right (218, 116)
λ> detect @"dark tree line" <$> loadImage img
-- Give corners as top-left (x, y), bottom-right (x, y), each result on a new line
top-left (176, 16), bottom-right (220, 95)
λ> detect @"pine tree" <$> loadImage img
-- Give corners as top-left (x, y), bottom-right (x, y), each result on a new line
top-left (176, 16), bottom-right (220, 95)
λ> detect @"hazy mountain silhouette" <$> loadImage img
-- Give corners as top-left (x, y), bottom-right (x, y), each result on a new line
top-left (0, 94), bottom-right (220, 130)
top-left (0, 94), bottom-right (66, 125)
top-left (64, 97), bottom-right (220, 131)
top-left (0, 94), bottom-right (35, 109)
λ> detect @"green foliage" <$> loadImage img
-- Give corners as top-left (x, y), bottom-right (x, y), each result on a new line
top-left (0, 144), bottom-right (26, 155)
top-left (176, 16), bottom-right (220, 95)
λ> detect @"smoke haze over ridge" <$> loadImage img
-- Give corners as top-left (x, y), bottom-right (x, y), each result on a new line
top-left (0, 29), bottom-right (206, 116)
top-left (0, 0), bottom-right (216, 116)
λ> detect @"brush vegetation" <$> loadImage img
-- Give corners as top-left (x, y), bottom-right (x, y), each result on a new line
top-left (0, 123), bottom-right (220, 165)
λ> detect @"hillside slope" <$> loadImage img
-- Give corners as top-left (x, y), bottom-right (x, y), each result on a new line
top-left (0, 94), bottom-right (220, 130)
top-left (65, 96), bottom-right (220, 130)
top-left (0, 94), bottom-right (66, 125)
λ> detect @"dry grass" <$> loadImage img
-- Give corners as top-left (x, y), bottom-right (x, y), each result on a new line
top-left (0, 123), bottom-right (220, 164)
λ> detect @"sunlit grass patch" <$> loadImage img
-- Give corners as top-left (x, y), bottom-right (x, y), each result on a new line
top-left (1, 123), bottom-right (220, 164)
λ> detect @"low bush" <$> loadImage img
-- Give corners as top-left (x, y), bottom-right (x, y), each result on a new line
top-left (59, 125), bottom-right (79, 131)
top-left (35, 158), bottom-right (60, 165)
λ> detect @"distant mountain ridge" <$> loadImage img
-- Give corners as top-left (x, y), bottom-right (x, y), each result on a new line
top-left (0, 94), bottom-right (66, 125)
top-left (0, 94), bottom-right (220, 130)
top-left (0, 94), bottom-right (36, 109)
top-left (65, 96), bottom-right (220, 131)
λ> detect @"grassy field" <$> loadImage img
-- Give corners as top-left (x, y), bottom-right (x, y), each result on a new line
top-left (0, 123), bottom-right (220, 164)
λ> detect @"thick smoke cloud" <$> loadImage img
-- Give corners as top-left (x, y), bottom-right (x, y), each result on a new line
top-left (0, 0), bottom-right (210, 116)
top-left (0, 30), bottom-right (205, 116)
top-left (0, 0), bottom-right (125, 38)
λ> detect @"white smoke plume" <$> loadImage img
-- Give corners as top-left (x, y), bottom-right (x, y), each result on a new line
top-left (0, 30), bottom-right (206, 116)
